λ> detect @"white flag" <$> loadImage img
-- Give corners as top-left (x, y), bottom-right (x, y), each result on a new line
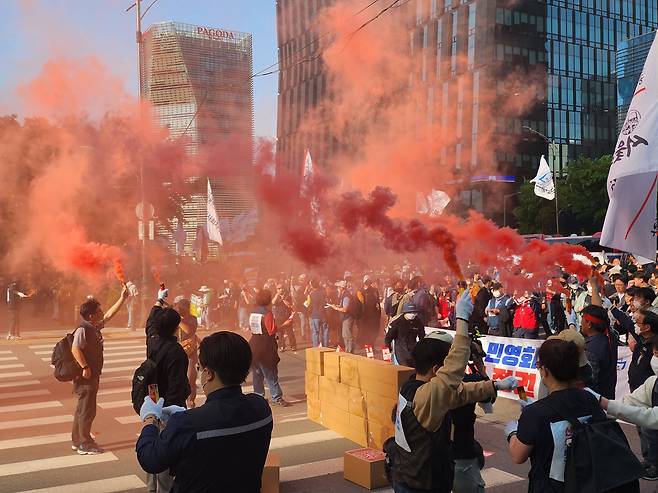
top-left (417, 190), bottom-right (451, 216)
top-left (300, 149), bottom-right (324, 235)
top-left (530, 156), bottom-right (555, 200)
top-left (206, 178), bottom-right (223, 245)
top-left (601, 34), bottom-right (658, 260)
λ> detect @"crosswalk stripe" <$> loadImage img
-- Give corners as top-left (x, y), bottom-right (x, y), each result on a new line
top-left (0, 432), bottom-right (70, 450)
top-left (269, 430), bottom-right (342, 450)
top-left (0, 414), bottom-right (73, 431)
top-left (0, 371), bottom-right (31, 379)
top-left (0, 356), bottom-right (18, 362)
top-left (102, 365), bottom-right (138, 373)
top-left (102, 357), bottom-right (143, 365)
top-left (29, 344), bottom-right (60, 349)
top-left (97, 387), bottom-right (131, 396)
top-left (115, 415), bottom-right (140, 424)
top-left (0, 379), bottom-right (40, 389)
top-left (99, 376), bottom-right (130, 384)
top-left (277, 416), bottom-right (307, 424)
top-left (98, 400), bottom-right (131, 409)
top-left (16, 474), bottom-right (146, 493)
top-left (0, 350), bottom-right (13, 355)
top-left (29, 340), bottom-right (143, 350)
top-left (0, 389), bottom-right (51, 401)
top-left (482, 467), bottom-right (525, 487)
top-left (0, 452), bottom-right (118, 477)
top-left (0, 362), bottom-right (25, 370)
top-left (280, 457), bottom-right (343, 483)
top-left (0, 400), bottom-right (63, 413)
top-left (100, 349), bottom-right (144, 356)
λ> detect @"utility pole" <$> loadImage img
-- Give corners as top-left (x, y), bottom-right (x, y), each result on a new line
top-left (134, 0), bottom-right (148, 326)
top-left (522, 125), bottom-right (560, 236)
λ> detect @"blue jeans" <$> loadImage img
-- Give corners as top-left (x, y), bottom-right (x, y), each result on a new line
top-left (252, 362), bottom-right (283, 402)
top-left (638, 425), bottom-right (658, 465)
top-left (310, 318), bottom-right (328, 347)
top-left (298, 312), bottom-right (309, 339)
top-left (453, 458), bottom-right (485, 493)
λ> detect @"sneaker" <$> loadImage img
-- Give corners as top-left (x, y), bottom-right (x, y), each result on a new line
top-left (77, 443), bottom-right (104, 455)
top-left (643, 464), bottom-right (658, 481)
top-left (273, 399), bottom-right (291, 407)
top-left (71, 444), bottom-right (78, 451)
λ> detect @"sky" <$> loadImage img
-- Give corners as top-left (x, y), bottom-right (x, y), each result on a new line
top-left (0, 0), bottom-right (279, 137)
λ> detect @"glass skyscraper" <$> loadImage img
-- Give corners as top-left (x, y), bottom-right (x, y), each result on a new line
top-left (617, 30), bottom-right (656, 131)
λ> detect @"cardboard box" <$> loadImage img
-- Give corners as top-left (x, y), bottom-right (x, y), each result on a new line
top-left (320, 402), bottom-right (350, 429)
top-left (339, 353), bottom-right (361, 385)
top-left (344, 448), bottom-right (389, 490)
top-left (305, 371), bottom-right (320, 402)
top-left (363, 392), bottom-right (397, 427)
top-left (323, 352), bottom-right (341, 382)
top-left (261, 452), bottom-right (280, 493)
top-left (367, 420), bottom-right (395, 450)
top-left (319, 377), bottom-right (350, 413)
top-left (307, 398), bottom-right (321, 423)
top-left (347, 386), bottom-right (366, 418)
top-left (345, 413), bottom-right (368, 447)
top-left (305, 347), bottom-right (334, 375)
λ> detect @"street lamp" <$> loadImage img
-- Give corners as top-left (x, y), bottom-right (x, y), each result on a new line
top-left (503, 192), bottom-right (521, 228)
top-left (522, 125), bottom-right (561, 236)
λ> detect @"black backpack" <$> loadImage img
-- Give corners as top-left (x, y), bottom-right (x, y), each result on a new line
top-left (540, 399), bottom-right (643, 493)
top-left (131, 347), bottom-right (167, 414)
top-left (51, 328), bottom-right (82, 382)
top-left (349, 293), bottom-right (364, 320)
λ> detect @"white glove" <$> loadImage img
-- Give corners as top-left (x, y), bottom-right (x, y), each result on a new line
top-left (455, 290), bottom-right (474, 321)
top-left (140, 396), bottom-right (164, 422)
top-left (584, 387), bottom-right (601, 402)
top-left (161, 405), bottom-right (186, 424)
top-left (494, 376), bottom-right (519, 391)
top-left (505, 420), bottom-right (518, 441)
top-left (602, 297), bottom-right (613, 310)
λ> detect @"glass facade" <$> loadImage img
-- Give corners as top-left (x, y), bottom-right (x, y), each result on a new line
top-left (616, 30), bottom-right (656, 131)
top-left (142, 22), bottom-right (256, 254)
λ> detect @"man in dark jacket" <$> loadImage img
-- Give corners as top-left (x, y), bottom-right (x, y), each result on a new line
top-left (137, 332), bottom-right (273, 493)
top-left (144, 301), bottom-right (190, 492)
top-left (581, 304), bottom-right (618, 400)
top-left (628, 307), bottom-right (658, 479)
top-left (469, 276), bottom-right (492, 335)
top-left (384, 302), bottom-right (425, 367)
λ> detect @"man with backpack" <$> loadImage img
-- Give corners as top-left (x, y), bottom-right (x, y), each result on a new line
top-left (386, 292), bottom-right (517, 493)
top-left (70, 287), bottom-right (128, 455)
top-left (328, 281), bottom-right (357, 353)
top-left (140, 299), bottom-right (190, 492)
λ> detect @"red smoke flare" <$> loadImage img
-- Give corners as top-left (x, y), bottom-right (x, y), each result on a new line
top-left (114, 258), bottom-right (126, 284)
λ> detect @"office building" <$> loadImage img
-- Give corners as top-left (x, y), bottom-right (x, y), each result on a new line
top-left (141, 21), bottom-right (256, 255)
top-left (617, 30), bottom-right (656, 131)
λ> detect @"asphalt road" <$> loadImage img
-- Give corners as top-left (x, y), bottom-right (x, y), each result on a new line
top-left (0, 326), bottom-right (656, 493)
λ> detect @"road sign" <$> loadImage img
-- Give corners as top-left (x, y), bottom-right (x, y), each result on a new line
top-left (135, 202), bottom-right (155, 220)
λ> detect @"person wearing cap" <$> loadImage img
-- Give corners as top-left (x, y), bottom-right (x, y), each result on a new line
top-left (386, 292), bottom-right (517, 493)
top-left (329, 281), bottom-right (356, 353)
top-left (485, 282), bottom-right (511, 337)
top-left (173, 296), bottom-right (199, 409)
top-left (537, 328), bottom-right (594, 398)
top-left (197, 286), bottom-right (213, 330)
top-left (357, 275), bottom-right (381, 348)
top-left (384, 302), bottom-right (426, 367)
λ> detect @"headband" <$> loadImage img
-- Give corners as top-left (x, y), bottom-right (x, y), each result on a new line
top-left (583, 313), bottom-right (607, 325)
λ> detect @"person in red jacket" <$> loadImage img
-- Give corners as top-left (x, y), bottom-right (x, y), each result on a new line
top-left (512, 291), bottom-right (541, 339)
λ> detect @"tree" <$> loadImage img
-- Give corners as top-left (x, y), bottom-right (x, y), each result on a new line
top-left (513, 155), bottom-right (611, 235)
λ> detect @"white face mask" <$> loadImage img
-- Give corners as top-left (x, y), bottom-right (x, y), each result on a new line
top-left (404, 313), bottom-right (417, 320)
top-left (587, 286), bottom-right (593, 296)
top-left (492, 290), bottom-right (501, 298)
top-left (651, 356), bottom-right (658, 376)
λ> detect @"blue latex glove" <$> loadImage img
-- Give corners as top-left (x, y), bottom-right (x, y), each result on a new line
top-left (140, 396), bottom-right (164, 422)
top-left (455, 290), bottom-right (474, 321)
top-left (161, 405), bottom-right (186, 424)
top-left (494, 376), bottom-right (519, 391)
top-left (505, 420), bottom-right (518, 441)
top-left (519, 397), bottom-right (535, 410)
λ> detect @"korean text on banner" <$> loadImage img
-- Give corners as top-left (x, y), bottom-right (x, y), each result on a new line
top-left (426, 328), bottom-right (632, 401)
top-left (530, 155), bottom-right (555, 200)
top-left (601, 33), bottom-right (658, 259)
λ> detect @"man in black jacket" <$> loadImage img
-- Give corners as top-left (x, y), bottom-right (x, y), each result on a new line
top-left (143, 301), bottom-right (190, 492)
top-left (628, 307), bottom-right (658, 479)
top-left (136, 331), bottom-right (272, 493)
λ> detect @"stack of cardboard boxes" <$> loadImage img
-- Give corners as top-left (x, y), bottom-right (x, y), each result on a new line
top-left (305, 348), bottom-right (414, 449)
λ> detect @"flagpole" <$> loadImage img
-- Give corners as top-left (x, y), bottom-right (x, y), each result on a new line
top-left (522, 125), bottom-right (560, 235)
